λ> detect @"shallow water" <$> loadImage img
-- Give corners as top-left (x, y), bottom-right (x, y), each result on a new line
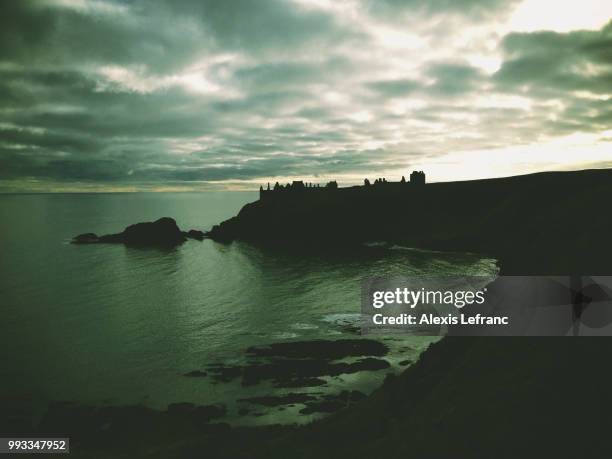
top-left (0, 192), bottom-right (497, 425)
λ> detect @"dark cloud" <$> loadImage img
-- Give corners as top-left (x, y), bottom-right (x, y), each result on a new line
top-left (0, 0), bottom-right (357, 71)
top-left (366, 79), bottom-right (421, 98)
top-left (495, 21), bottom-right (612, 94)
top-left (363, 0), bottom-right (522, 20)
top-left (426, 62), bottom-right (486, 95)
top-left (493, 20), bottom-right (612, 137)
top-left (170, 0), bottom-right (359, 53)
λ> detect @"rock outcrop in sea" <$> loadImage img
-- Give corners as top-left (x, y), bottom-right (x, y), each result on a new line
top-left (72, 217), bottom-right (205, 246)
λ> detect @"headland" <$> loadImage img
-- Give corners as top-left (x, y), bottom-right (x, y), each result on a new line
top-left (208, 168), bottom-right (612, 275)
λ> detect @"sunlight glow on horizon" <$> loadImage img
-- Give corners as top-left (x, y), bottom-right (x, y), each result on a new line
top-left (508, 0), bottom-right (612, 33)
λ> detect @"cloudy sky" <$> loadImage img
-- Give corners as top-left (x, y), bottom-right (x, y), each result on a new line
top-left (1, 0), bottom-right (611, 191)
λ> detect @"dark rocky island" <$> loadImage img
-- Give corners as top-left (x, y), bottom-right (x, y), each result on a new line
top-left (72, 217), bottom-right (205, 246)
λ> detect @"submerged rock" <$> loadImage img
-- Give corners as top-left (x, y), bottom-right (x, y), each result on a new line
top-left (72, 217), bottom-right (205, 247)
top-left (273, 377), bottom-right (327, 388)
top-left (185, 229), bottom-right (205, 240)
top-left (202, 340), bottom-right (390, 387)
top-left (184, 370), bottom-right (208, 378)
top-left (72, 233), bottom-right (99, 244)
top-left (299, 390), bottom-right (366, 415)
top-left (238, 390), bottom-right (366, 415)
top-left (239, 393), bottom-right (317, 407)
top-left (246, 339), bottom-right (388, 360)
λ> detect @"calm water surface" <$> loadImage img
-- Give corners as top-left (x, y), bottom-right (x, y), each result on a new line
top-left (0, 192), bottom-right (497, 424)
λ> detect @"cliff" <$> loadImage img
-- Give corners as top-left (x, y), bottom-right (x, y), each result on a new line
top-left (209, 168), bottom-right (612, 275)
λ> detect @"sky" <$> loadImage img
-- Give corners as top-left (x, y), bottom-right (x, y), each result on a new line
top-left (1, 0), bottom-right (611, 192)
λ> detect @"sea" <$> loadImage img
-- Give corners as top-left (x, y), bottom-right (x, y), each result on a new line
top-left (0, 192), bottom-right (498, 425)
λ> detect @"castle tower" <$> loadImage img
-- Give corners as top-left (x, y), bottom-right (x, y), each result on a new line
top-left (410, 171), bottom-right (426, 185)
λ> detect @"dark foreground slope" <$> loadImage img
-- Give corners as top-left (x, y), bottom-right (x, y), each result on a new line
top-left (209, 168), bottom-right (612, 275)
top-left (222, 336), bottom-right (612, 459)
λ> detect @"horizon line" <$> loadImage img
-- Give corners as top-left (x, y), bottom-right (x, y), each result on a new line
top-left (1, 166), bottom-right (611, 194)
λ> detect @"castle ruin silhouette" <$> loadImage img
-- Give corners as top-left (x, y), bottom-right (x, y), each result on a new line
top-left (259, 171), bottom-right (425, 200)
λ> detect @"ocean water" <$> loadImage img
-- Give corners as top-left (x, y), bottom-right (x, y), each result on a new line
top-left (0, 192), bottom-right (498, 425)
